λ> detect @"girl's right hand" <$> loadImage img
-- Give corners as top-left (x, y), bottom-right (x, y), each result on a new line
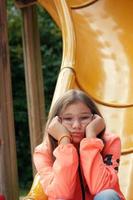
top-left (47, 116), bottom-right (70, 141)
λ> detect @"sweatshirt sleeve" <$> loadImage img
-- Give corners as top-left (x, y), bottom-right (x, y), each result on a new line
top-left (80, 135), bottom-right (121, 195)
top-left (33, 141), bottom-right (78, 199)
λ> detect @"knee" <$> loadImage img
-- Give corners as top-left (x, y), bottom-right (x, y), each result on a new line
top-left (94, 189), bottom-right (120, 200)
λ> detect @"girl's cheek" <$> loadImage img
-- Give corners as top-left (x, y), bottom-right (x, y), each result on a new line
top-left (83, 125), bottom-right (87, 132)
top-left (62, 123), bottom-right (71, 132)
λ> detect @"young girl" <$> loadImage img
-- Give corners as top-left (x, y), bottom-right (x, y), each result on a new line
top-left (34, 89), bottom-right (125, 200)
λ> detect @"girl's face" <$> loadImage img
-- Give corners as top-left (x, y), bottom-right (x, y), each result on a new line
top-left (60, 101), bottom-right (93, 144)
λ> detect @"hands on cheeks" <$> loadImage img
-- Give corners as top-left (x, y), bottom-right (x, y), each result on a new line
top-left (47, 115), bottom-right (105, 144)
top-left (47, 116), bottom-right (71, 144)
top-left (85, 114), bottom-right (105, 139)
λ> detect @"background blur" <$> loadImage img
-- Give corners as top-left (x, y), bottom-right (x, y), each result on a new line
top-left (7, 0), bottom-right (62, 194)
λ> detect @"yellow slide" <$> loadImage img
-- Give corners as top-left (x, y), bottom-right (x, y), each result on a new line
top-left (24, 1), bottom-right (133, 199)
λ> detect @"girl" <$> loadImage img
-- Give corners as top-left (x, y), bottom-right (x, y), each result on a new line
top-left (34, 89), bottom-right (125, 200)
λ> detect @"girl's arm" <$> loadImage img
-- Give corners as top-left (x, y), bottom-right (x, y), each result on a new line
top-left (80, 134), bottom-right (121, 195)
top-left (34, 141), bottom-right (78, 199)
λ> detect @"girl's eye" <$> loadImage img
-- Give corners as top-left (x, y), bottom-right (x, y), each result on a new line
top-left (80, 116), bottom-right (91, 120)
top-left (81, 116), bottom-right (89, 119)
top-left (63, 117), bottom-right (72, 121)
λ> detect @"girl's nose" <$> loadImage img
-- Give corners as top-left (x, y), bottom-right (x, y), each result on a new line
top-left (71, 119), bottom-right (81, 129)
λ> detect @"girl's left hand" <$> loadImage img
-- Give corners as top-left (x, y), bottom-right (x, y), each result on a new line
top-left (85, 114), bottom-right (105, 139)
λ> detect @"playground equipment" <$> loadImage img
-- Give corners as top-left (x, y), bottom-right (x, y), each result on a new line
top-left (23, 0), bottom-right (133, 199)
top-left (0, 1), bottom-right (19, 199)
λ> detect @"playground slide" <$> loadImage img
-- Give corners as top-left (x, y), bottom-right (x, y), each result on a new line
top-left (24, 0), bottom-right (133, 199)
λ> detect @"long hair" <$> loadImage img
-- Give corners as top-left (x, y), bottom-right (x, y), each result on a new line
top-left (45, 89), bottom-right (105, 159)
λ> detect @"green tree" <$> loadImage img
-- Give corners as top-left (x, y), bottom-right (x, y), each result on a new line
top-left (7, 0), bottom-right (62, 191)
top-left (37, 6), bottom-right (62, 113)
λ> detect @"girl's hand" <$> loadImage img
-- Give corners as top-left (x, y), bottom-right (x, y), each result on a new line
top-left (47, 116), bottom-right (70, 141)
top-left (85, 114), bottom-right (105, 139)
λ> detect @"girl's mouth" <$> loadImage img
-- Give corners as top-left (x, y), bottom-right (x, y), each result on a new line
top-left (71, 132), bottom-right (84, 138)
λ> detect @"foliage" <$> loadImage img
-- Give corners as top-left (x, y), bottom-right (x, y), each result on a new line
top-left (7, 0), bottom-right (62, 190)
top-left (37, 5), bottom-right (62, 113)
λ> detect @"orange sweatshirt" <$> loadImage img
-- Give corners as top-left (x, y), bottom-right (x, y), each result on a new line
top-left (34, 132), bottom-right (125, 200)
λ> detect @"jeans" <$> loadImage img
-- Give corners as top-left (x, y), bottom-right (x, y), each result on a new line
top-left (94, 189), bottom-right (121, 200)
